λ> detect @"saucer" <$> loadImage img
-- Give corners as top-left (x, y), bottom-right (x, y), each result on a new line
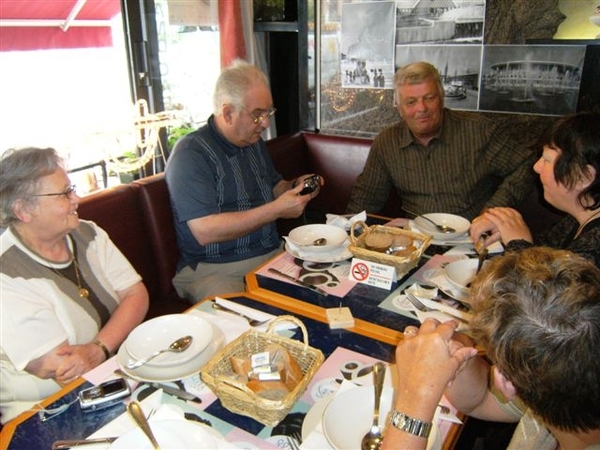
top-left (285, 240), bottom-right (353, 263)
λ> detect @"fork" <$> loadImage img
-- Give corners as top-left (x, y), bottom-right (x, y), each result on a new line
top-left (406, 293), bottom-right (468, 323)
top-left (211, 301), bottom-right (270, 327)
top-left (287, 436), bottom-right (301, 450)
top-left (405, 293), bottom-right (434, 312)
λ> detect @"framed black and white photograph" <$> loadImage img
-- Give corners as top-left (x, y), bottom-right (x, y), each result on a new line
top-left (479, 45), bottom-right (586, 116)
top-left (395, 44), bottom-right (482, 111)
top-left (340, 1), bottom-right (396, 89)
top-left (395, 0), bottom-right (485, 44)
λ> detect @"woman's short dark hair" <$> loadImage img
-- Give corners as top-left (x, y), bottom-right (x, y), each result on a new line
top-left (546, 111), bottom-right (600, 209)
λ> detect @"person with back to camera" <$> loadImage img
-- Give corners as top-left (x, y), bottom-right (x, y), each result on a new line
top-left (165, 59), bottom-right (323, 303)
top-left (382, 247), bottom-right (600, 450)
top-left (470, 111), bottom-right (600, 267)
top-left (346, 61), bottom-right (535, 221)
top-left (0, 147), bottom-right (149, 422)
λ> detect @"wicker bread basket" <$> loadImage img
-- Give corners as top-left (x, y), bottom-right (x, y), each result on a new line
top-left (349, 221), bottom-right (432, 279)
top-left (200, 315), bottom-right (324, 427)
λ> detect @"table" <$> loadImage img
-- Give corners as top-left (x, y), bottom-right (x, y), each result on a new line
top-left (0, 293), bottom-right (462, 450)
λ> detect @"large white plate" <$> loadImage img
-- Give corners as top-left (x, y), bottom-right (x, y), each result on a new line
top-left (126, 314), bottom-right (213, 368)
top-left (322, 386), bottom-right (440, 450)
top-left (118, 324), bottom-right (225, 382)
top-left (302, 393), bottom-right (335, 441)
top-left (285, 241), bottom-right (353, 263)
top-left (109, 420), bottom-right (217, 449)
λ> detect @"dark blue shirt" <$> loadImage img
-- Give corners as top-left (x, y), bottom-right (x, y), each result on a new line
top-left (165, 116), bottom-right (282, 269)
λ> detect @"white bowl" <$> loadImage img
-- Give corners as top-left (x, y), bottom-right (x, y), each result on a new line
top-left (444, 258), bottom-right (482, 294)
top-left (414, 213), bottom-right (470, 240)
top-left (322, 386), bottom-right (440, 450)
top-left (125, 314), bottom-right (213, 368)
top-left (288, 224), bottom-right (348, 253)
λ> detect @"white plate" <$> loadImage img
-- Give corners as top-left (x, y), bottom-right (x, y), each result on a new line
top-left (118, 324), bottom-right (225, 382)
top-left (414, 213), bottom-right (470, 241)
top-left (125, 314), bottom-right (214, 368)
top-left (288, 224), bottom-right (348, 253)
top-left (109, 420), bottom-right (216, 449)
top-left (285, 241), bottom-right (353, 263)
top-left (322, 386), bottom-right (440, 450)
top-left (302, 393), bottom-right (335, 441)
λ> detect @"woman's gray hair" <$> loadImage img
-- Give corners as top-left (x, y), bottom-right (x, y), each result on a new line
top-left (212, 59), bottom-right (270, 116)
top-left (393, 61), bottom-right (445, 104)
top-left (0, 147), bottom-right (63, 226)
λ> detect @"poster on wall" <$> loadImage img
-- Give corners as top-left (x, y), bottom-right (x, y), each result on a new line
top-left (340, 1), bottom-right (396, 89)
top-left (395, 44), bottom-right (482, 111)
top-left (395, 0), bottom-right (485, 44)
top-left (479, 45), bottom-right (586, 116)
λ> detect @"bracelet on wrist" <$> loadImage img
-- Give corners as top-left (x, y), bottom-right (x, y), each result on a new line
top-left (92, 339), bottom-right (111, 360)
top-left (389, 409), bottom-right (433, 438)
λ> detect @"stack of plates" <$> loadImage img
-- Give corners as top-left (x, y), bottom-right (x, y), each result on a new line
top-left (285, 224), bottom-right (353, 263)
top-left (412, 213), bottom-right (471, 245)
top-left (284, 238), bottom-right (353, 263)
top-left (117, 314), bottom-right (224, 382)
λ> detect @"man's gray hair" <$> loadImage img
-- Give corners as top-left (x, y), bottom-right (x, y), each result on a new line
top-left (213, 59), bottom-right (270, 116)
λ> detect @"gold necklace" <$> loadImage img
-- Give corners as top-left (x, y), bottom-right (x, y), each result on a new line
top-left (10, 228), bottom-right (90, 299)
top-left (574, 209), bottom-right (600, 239)
top-left (67, 257), bottom-right (90, 299)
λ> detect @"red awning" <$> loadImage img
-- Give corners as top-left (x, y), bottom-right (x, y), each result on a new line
top-left (0, 0), bottom-right (121, 52)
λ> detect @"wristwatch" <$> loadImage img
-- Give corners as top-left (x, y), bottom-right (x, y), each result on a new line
top-left (389, 409), bottom-right (432, 438)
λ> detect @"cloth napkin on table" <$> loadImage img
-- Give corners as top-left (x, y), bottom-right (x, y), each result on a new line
top-left (189, 297), bottom-right (297, 344)
top-left (85, 390), bottom-right (239, 449)
top-left (325, 210), bottom-right (367, 231)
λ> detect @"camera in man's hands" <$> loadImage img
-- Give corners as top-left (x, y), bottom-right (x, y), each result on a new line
top-left (299, 174), bottom-right (321, 195)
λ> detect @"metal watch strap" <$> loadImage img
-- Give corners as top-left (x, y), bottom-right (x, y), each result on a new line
top-left (390, 409), bottom-right (432, 438)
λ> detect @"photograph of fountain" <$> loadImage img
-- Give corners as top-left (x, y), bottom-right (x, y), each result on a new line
top-left (479, 45), bottom-right (586, 116)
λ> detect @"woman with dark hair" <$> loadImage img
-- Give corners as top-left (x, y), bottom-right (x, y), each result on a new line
top-left (0, 147), bottom-right (149, 421)
top-left (470, 111), bottom-right (600, 266)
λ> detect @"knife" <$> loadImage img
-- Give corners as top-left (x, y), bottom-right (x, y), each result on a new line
top-left (150, 383), bottom-right (199, 401)
top-left (52, 437), bottom-right (118, 449)
top-left (114, 369), bottom-right (199, 402)
top-left (267, 268), bottom-right (328, 296)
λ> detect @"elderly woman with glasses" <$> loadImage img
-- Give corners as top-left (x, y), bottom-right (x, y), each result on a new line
top-left (0, 147), bottom-right (148, 421)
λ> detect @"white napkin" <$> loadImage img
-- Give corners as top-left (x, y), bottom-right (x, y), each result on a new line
top-left (326, 210), bottom-right (367, 231)
top-left (191, 297), bottom-right (297, 342)
top-left (85, 390), bottom-right (238, 449)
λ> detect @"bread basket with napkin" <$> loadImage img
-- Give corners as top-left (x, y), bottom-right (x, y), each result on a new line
top-left (200, 315), bottom-right (324, 427)
top-left (349, 221), bottom-right (432, 279)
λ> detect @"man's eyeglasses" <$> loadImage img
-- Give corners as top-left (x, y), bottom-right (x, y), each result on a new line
top-left (33, 185), bottom-right (77, 199)
top-left (240, 105), bottom-right (277, 124)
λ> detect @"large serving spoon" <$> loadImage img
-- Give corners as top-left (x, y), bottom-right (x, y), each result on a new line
top-left (402, 208), bottom-right (456, 234)
top-left (361, 362), bottom-right (386, 450)
top-left (127, 401), bottom-right (161, 450)
top-left (126, 335), bottom-right (193, 369)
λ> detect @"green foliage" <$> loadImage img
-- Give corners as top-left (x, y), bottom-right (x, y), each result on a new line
top-left (167, 124), bottom-right (195, 151)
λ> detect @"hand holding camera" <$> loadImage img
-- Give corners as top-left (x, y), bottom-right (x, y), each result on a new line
top-left (298, 174), bottom-right (321, 195)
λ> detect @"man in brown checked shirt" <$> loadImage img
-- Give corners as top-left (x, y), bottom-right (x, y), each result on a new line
top-left (346, 61), bottom-right (535, 221)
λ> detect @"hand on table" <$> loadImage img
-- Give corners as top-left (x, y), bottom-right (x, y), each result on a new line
top-left (471, 207), bottom-right (532, 246)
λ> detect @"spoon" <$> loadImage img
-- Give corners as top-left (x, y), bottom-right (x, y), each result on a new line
top-left (361, 362), bottom-right (386, 450)
top-left (402, 208), bottom-right (456, 234)
top-left (127, 401), bottom-right (161, 450)
top-left (126, 335), bottom-right (193, 369)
